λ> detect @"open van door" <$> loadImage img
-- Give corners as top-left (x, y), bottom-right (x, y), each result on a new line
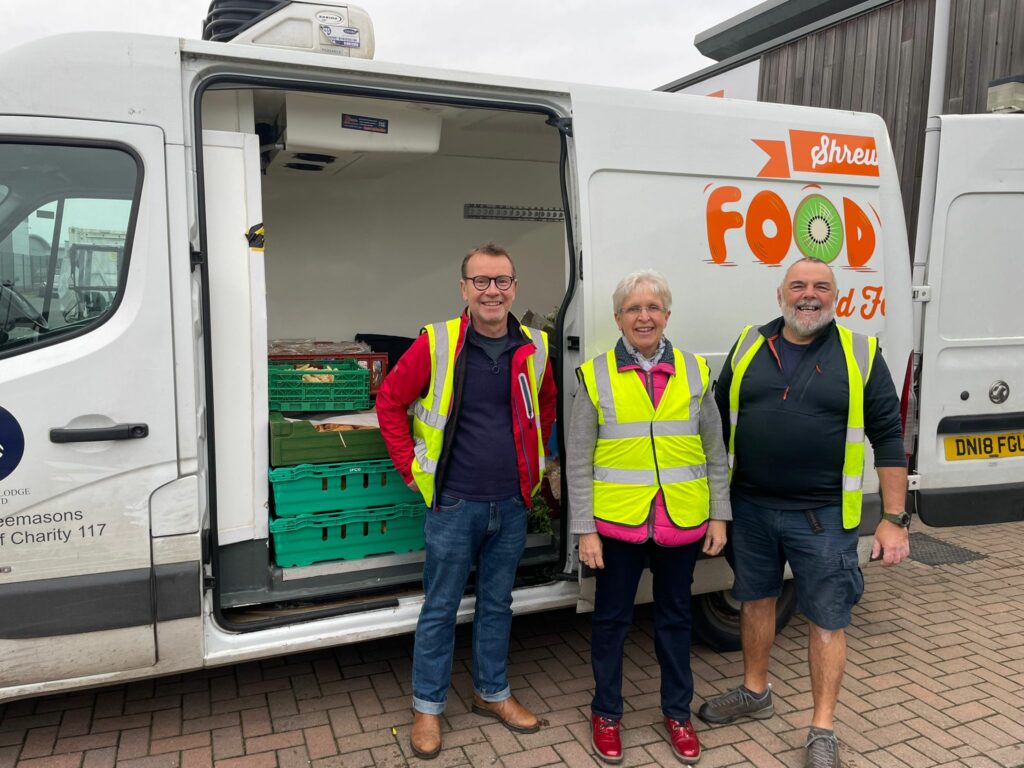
top-left (0, 118), bottom-right (180, 690)
top-left (916, 115), bottom-right (1024, 526)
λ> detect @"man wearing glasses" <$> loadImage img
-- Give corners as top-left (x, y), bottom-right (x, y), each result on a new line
top-left (377, 242), bottom-right (557, 760)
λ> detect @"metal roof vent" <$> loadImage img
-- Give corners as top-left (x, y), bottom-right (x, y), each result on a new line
top-left (202, 1), bottom-right (374, 59)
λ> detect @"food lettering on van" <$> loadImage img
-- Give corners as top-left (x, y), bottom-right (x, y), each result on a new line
top-left (705, 185), bottom-right (878, 269)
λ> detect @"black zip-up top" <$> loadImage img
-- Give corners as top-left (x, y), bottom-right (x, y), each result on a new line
top-left (714, 318), bottom-right (906, 510)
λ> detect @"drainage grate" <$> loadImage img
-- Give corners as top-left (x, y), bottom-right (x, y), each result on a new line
top-left (909, 532), bottom-right (987, 566)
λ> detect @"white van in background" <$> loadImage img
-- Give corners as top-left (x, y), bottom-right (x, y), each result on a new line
top-left (0, 0), bottom-right (958, 702)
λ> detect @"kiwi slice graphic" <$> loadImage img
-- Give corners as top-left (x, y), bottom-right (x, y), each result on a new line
top-left (793, 194), bottom-right (843, 263)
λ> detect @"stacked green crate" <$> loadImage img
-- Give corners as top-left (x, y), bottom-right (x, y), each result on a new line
top-left (268, 459), bottom-right (427, 567)
top-left (267, 359), bottom-right (370, 412)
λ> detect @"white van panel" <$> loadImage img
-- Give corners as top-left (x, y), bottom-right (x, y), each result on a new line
top-left (567, 86), bottom-right (911, 379)
top-left (204, 131), bottom-right (270, 545)
top-left (916, 115), bottom-right (1024, 526)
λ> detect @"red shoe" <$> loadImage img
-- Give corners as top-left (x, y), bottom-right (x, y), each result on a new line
top-left (591, 715), bottom-right (623, 764)
top-left (665, 718), bottom-right (701, 764)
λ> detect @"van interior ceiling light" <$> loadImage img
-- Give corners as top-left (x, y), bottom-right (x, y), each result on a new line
top-left (202, 0), bottom-right (375, 59)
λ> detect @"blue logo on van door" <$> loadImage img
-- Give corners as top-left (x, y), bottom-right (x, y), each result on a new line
top-left (0, 406), bottom-right (25, 482)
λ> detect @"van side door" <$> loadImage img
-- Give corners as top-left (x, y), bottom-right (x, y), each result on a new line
top-left (0, 118), bottom-right (181, 691)
top-left (916, 115), bottom-right (1024, 526)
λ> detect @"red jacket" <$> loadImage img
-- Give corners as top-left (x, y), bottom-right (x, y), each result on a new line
top-left (376, 311), bottom-right (557, 507)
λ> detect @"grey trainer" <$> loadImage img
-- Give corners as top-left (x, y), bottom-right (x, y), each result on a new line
top-left (696, 684), bottom-right (774, 724)
top-left (804, 729), bottom-right (840, 768)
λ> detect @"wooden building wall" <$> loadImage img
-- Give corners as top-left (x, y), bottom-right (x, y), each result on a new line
top-left (944, 0), bottom-right (1024, 114)
top-left (757, 0), bottom-right (935, 246)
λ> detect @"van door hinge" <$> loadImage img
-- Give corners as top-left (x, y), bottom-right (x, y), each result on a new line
top-left (912, 285), bottom-right (931, 302)
top-left (203, 575), bottom-right (216, 591)
top-left (190, 249), bottom-right (206, 270)
top-left (545, 116), bottom-right (573, 137)
top-left (907, 474), bottom-right (921, 490)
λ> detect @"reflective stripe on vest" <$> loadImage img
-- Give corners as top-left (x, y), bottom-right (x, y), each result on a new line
top-left (727, 323), bottom-right (877, 529)
top-left (410, 317), bottom-right (548, 507)
top-left (578, 347), bottom-right (711, 529)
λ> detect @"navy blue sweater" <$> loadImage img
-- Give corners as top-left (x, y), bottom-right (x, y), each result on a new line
top-left (714, 318), bottom-right (906, 510)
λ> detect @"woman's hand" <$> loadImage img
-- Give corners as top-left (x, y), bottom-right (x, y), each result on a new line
top-left (702, 520), bottom-right (727, 556)
top-left (578, 532), bottom-right (605, 569)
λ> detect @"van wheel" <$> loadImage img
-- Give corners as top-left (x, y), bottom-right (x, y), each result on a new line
top-left (691, 582), bottom-right (797, 652)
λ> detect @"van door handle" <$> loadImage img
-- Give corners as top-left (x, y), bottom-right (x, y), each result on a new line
top-left (50, 423), bottom-right (149, 443)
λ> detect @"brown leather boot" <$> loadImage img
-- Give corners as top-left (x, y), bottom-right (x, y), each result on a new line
top-left (410, 711), bottom-right (442, 760)
top-left (471, 695), bottom-right (540, 733)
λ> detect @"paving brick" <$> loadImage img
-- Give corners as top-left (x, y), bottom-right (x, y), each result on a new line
top-left (51, 733), bottom-right (120, 755)
top-left (124, 697), bottom-right (181, 715)
top-left (150, 733), bottom-right (212, 755)
top-left (181, 747), bottom-right (213, 768)
top-left (0, 714), bottom-right (62, 734)
top-left (58, 709), bottom-right (93, 739)
top-left (239, 709), bottom-right (272, 739)
top-left (16, 754), bottom-right (85, 768)
top-left (244, 731), bottom-right (304, 754)
top-left (302, 726), bottom-right (337, 760)
top-left (151, 709), bottom-right (183, 740)
top-left (182, 715), bottom-right (241, 736)
top-left (80, 746), bottom-right (115, 768)
top-left (211, 727), bottom-right (244, 761)
top-left (118, 756), bottom-right (180, 768)
top-left (90, 714), bottom-right (151, 734)
top-left (212, 753), bottom-right (276, 768)
top-left (0, 747), bottom-right (23, 768)
top-left (20, 726), bottom-right (59, 759)
top-left (311, 751), bottom-right (374, 768)
top-left (275, 745), bottom-right (310, 768)
top-left (116, 726), bottom-right (151, 761)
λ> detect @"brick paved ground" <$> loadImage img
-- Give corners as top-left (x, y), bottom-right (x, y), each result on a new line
top-left (2, 518), bottom-right (1023, 768)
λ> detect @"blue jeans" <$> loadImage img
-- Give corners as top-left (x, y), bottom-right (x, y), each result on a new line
top-left (726, 497), bottom-right (864, 631)
top-left (411, 494), bottom-right (528, 715)
top-left (591, 536), bottom-right (701, 722)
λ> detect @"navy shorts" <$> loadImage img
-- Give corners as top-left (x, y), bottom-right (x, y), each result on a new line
top-left (725, 497), bottom-right (864, 631)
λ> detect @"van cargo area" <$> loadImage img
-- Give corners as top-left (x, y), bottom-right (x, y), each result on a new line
top-left (199, 86), bottom-right (569, 615)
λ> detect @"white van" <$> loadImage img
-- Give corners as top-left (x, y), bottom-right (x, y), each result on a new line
top-left (0, 2), bottom-right (928, 702)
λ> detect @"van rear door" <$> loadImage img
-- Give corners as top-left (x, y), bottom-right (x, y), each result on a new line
top-left (0, 118), bottom-right (180, 691)
top-left (916, 115), bottom-right (1024, 526)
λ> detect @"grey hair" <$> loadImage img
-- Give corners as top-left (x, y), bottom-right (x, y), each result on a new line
top-left (612, 270), bottom-right (673, 315)
top-left (780, 257), bottom-right (839, 293)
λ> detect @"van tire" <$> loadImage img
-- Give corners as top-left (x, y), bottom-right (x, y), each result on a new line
top-left (691, 582), bottom-right (798, 652)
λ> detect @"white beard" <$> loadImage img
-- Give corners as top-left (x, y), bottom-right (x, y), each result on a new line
top-left (782, 302), bottom-right (835, 339)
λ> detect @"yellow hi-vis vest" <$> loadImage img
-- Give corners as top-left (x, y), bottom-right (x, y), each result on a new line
top-left (577, 347), bottom-right (711, 529)
top-left (727, 323), bottom-right (877, 529)
top-left (410, 316), bottom-right (549, 507)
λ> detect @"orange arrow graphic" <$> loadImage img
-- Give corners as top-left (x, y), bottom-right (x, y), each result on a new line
top-left (753, 139), bottom-right (790, 178)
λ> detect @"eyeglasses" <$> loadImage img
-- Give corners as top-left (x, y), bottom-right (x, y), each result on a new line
top-left (464, 274), bottom-right (515, 291)
top-left (620, 304), bottom-right (666, 317)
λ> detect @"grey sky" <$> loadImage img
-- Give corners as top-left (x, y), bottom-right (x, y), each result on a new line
top-left (3, 0), bottom-right (751, 89)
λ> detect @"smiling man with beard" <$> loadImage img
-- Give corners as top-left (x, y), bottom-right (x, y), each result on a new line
top-left (701, 258), bottom-right (909, 768)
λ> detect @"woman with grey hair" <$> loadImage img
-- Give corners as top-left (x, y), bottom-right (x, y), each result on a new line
top-left (569, 269), bottom-right (731, 765)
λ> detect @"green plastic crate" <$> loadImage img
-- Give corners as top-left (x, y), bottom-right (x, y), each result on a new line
top-left (269, 458), bottom-right (421, 516)
top-left (269, 412), bottom-right (390, 467)
top-left (270, 503), bottom-right (426, 567)
top-left (268, 359), bottom-right (371, 412)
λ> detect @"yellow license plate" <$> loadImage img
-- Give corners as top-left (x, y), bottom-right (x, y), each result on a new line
top-left (944, 432), bottom-right (1024, 461)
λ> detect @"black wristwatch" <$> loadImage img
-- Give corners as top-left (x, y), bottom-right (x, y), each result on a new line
top-left (881, 511), bottom-right (911, 528)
